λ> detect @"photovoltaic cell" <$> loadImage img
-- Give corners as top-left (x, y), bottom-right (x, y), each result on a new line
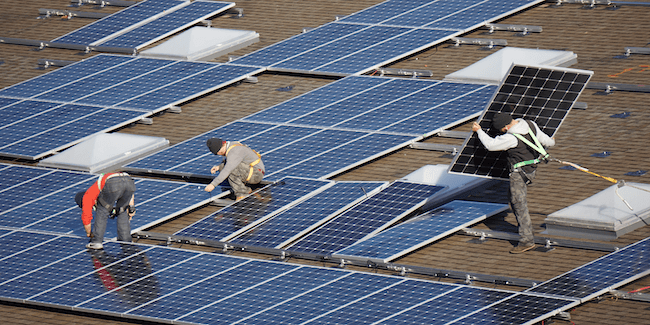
top-left (51, 0), bottom-right (188, 46)
top-left (527, 236), bottom-right (650, 301)
top-left (449, 64), bottom-right (593, 180)
top-left (231, 1), bottom-right (544, 75)
top-left (99, 1), bottom-right (235, 50)
top-left (285, 181), bottom-right (444, 255)
top-left (333, 200), bottom-right (508, 263)
top-left (0, 230), bottom-right (583, 325)
top-left (0, 164), bottom-right (217, 238)
top-left (229, 181), bottom-right (386, 248)
top-left (174, 178), bottom-right (332, 242)
top-left (0, 55), bottom-right (262, 160)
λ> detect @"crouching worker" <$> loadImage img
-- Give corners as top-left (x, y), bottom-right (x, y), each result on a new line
top-left (75, 172), bottom-right (137, 249)
top-left (204, 137), bottom-right (265, 200)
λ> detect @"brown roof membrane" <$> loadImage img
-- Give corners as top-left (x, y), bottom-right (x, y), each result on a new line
top-left (1, 0), bottom-right (650, 324)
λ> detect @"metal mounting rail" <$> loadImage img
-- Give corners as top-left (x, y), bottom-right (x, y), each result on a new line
top-left (71, 0), bottom-right (136, 7)
top-left (133, 231), bottom-right (540, 288)
top-left (586, 82), bottom-right (650, 94)
top-left (39, 8), bottom-right (109, 19)
top-left (460, 228), bottom-right (621, 252)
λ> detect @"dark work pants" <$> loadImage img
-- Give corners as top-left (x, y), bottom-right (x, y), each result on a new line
top-left (228, 162), bottom-right (264, 198)
top-left (91, 176), bottom-right (136, 244)
top-left (509, 170), bottom-right (535, 246)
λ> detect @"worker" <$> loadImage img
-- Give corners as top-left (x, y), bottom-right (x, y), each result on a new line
top-left (75, 172), bottom-right (136, 250)
top-left (204, 137), bottom-right (265, 200)
top-left (472, 112), bottom-right (555, 254)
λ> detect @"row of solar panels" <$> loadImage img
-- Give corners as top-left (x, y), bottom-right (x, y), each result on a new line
top-left (0, 230), bottom-right (648, 325)
top-left (52, 0), bottom-right (234, 52)
top-left (0, 55), bottom-right (262, 159)
top-left (0, 163), bottom-right (505, 262)
top-left (0, 163), bottom-right (221, 238)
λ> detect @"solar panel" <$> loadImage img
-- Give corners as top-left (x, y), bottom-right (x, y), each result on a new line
top-left (0, 164), bottom-right (219, 238)
top-left (0, 55), bottom-right (263, 160)
top-left (98, 1), bottom-right (235, 50)
top-left (231, 0), bottom-right (544, 75)
top-left (285, 181), bottom-right (444, 255)
top-left (333, 200), bottom-right (508, 263)
top-left (527, 236), bottom-right (650, 301)
top-left (174, 178), bottom-right (333, 242)
top-left (229, 181), bottom-right (387, 248)
top-left (449, 64), bottom-right (593, 180)
top-left (0, 229), bottom-right (580, 325)
top-left (51, 0), bottom-right (188, 46)
top-left (125, 76), bottom-right (494, 181)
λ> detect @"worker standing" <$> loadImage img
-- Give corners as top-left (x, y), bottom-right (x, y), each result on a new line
top-left (204, 137), bottom-right (265, 200)
top-left (75, 172), bottom-right (136, 249)
top-left (472, 112), bottom-right (555, 254)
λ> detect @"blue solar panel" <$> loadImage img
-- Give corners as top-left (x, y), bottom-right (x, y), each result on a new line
top-left (242, 77), bottom-right (390, 124)
top-left (0, 97), bottom-right (19, 108)
top-left (527, 236), bottom-right (650, 300)
top-left (0, 230), bottom-right (584, 325)
top-left (230, 0), bottom-right (543, 75)
top-left (0, 55), bottom-right (134, 99)
top-left (333, 200), bottom-right (508, 263)
top-left (114, 63), bottom-right (263, 111)
top-left (34, 58), bottom-right (175, 104)
top-left (230, 22), bottom-right (368, 68)
top-left (51, 0), bottom-right (188, 46)
top-left (0, 104), bottom-right (146, 159)
top-left (285, 181), bottom-right (444, 255)
top-left (99, 1), bottom-right (234, 50)
top-left (230, 181), bottom-right (386, 248)
top-left (74, 61), bottom-right (215, 107)
top-left (0, 165), bottom-right (217, 238)
top-left (265, 132), bottom-right (416, 181)
top-left (175, 178), bottom-right (332, 242)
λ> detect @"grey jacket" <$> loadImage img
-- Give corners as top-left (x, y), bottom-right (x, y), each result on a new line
top-left (210, 141), bottom-right (265, 186)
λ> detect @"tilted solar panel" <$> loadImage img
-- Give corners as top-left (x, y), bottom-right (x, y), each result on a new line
top-left (449, 64), bottom-right (593, 180)
top-left (333, 200), bottom-right (508, 263)
top-left (0, 164), bottom-right (218, 238)
top-left (229, 181), bottom-right (387, 248)
top-left (51, 0), bottom-right (188, 46)
top-left (174, 178), bottom-right (333, 242)
top-left (285, 181), bottom-right (444, 255)
top-left (0, 231), bottom-right (578, 325)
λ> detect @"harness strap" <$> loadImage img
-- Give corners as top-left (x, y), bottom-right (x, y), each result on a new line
top-left (225, 142), bottom-right (263, 182)
top-left (512, 126), bottom-right (549, 169)
top-left (95, 172), bottom-right (130, 211)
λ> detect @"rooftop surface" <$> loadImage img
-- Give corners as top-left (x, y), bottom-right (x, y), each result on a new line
top-left (1, 0), bottom-right (650, 324)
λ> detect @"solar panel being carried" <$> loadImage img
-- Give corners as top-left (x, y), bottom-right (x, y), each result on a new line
top-left (0, 54), bottom-right (263, 160)
top-left (0, 229), bottom-right (581, 325)
top-left (449, 64), bottom-right (593, 180)
top-left (231, 0), bottom-right (545, 76)
top-left (0, 163), bottom-right (220, 238)
top-left (124, 76), bottom-right (496, 181)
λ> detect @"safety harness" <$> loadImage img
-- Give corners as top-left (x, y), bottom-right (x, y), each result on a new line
top-left (225, 142), bottom-right (263, 182)
top-left (511, 127), bottom-right (549, 169)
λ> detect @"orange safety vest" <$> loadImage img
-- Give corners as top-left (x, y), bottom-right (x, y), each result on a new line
top-left (225, 142), bottom-right (262, 182)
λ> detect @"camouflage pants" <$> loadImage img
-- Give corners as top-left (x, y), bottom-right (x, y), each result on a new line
top-left (228, 162), bottom-right (264, 198)
top-left (509, 170), bottom-right (536, 245)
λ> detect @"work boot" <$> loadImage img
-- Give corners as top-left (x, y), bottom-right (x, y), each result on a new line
top-left (509, 243), bottom-right (535, 254)
top-left (86, 242), bottom-right (103, 250)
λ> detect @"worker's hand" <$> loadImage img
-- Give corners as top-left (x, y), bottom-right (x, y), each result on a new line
top-left (84, 224), bottom-right (92, 237)
top-left (210, 165), bottom-right (220, 174)
top-left (205, 184), bottom-right (215, 192)
top-left (471, 122), bottom-right (481, 132)
top-left (128, 211), bottom-right (136, 220)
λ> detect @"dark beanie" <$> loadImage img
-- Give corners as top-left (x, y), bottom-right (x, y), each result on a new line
top-left (206, 137), bottom-right (223, 154)
top-left (492, 112), bottom-right (513, 130)
top-left (75, 191), bottom-right (85, 208)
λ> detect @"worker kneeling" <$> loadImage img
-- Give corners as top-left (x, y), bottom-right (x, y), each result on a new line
top-left (75, 172), bottom-right (137, 250)
top-left (204, 137), bottom-right (265, 200)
